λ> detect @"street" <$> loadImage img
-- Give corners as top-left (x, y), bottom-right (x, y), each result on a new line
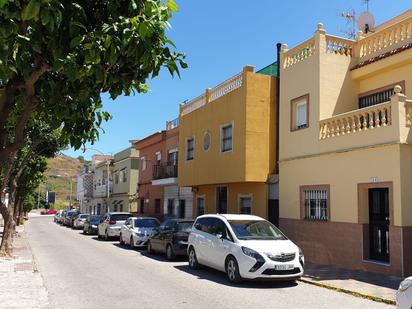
top-left (26, 216), bottom-right (393, 309)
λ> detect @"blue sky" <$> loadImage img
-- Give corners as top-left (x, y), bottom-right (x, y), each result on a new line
top-left (63, 0), bottom-right (412, 160)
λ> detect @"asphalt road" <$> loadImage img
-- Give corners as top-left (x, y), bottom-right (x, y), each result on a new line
top-left (26, 216), bottom-right (393, 309)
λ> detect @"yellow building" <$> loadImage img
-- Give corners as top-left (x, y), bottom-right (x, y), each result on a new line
top-left (279, 10), bottom-right (412, 277)
top-left (178, 65), bottom-right (278, 222)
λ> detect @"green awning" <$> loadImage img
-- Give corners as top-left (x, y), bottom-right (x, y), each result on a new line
top-left (256, 62), bottom-right (278, 76)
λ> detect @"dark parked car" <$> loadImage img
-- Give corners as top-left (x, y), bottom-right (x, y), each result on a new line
top-left (65, 210), bottom-right (80, 227)
top-left (83, 215), bottom-right (101, 235)
top-left (147, 219), bottom-right (194, 260)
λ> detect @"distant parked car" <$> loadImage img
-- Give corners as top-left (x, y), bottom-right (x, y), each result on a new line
top-left (41, 209), bottom-right (58, 215)
top-left (97, 212), bottom-right (132, 240)
top-left (65, 210), bottom-right (80, 227)
top-left (120, 217), bottom-right (160, 248)
top-left (187, 214), bottom-right (304, 283)
top-left (83, 215), bottom-right (101, 235)
top-left (147, 219), bottom-right (194, 260)
top-left (54, 211), bottom-right (61, 222)
top-left (57, 210), bottom-right (67, 224)
top-left (73, 214), bottom-right (89, 229)
top-left (396, 276), bottom-right (412, 309)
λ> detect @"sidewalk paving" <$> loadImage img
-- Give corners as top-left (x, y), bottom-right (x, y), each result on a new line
top-left (0, 225), bottom-right (50, 309)
top-left (301, 262), bottom-right (401, 305)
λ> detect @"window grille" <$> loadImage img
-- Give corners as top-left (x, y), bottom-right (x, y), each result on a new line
top-left (304, 189), bottom-right (328, 221)
top-left (186, 138), bottom-right (194, 160)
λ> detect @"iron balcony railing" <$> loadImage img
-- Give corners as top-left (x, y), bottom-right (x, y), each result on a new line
top-left (153, 161), bottom-right (178, 180)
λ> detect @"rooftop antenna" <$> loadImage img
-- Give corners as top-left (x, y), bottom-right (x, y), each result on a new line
top-left (339, 0), bottom-right (375, 39)
top-left (338, 9), bottom-right (357, 39)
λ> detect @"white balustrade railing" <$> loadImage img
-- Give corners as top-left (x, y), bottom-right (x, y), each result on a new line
top-left (283, 38), bottom-right (316, 69)
top-left (210, 72), bottom-right (243, 101)
top-left (180, 70), bottom-right (246, 116)
top-left (358, 16), bottom-right (412, 58)
top-left (181, 94), bottom-right (206, 116)
top-left (405, 100), bottom-right (412, 127)
top-left (326, 35), bottom-right (354, 56)
top-left (319, 101), bottom-right (392, 140)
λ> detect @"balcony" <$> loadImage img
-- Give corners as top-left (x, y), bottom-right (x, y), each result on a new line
top-left (152, 162), bottom-right (178, 186)
top-left (318, 86), bottom-right (412, 151)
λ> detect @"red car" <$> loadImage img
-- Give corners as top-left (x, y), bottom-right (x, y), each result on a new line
top-left (40, 209), bottom-right (58, 215)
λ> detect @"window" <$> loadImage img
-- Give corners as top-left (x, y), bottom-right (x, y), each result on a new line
top-left (168, 150), bottom-right (178, 164)
top-left (239, 196), bottom-right (252, 214)
top-left (155, 199), bottom-right (161, 214)
top-left (194, 218), bottom-right (232, 240)
top-left (358, 81), bottom-right (405, 109)
top-left (122, 170), bottom-right (127, 183)
top-left (119, 171), bottom-right (123, 183)
top-left (221, 123), bottom-right (233, 152)
top-left (114, 172), bottom-right (119, 184)
top-left (167, 199), bottom-right (174, 217)
top-left (301, 185), bottom-right (329, 221)
top-left (114, 205), bottom-right (118, 212)
top-left (186, 137), bottom-right (194, 161)
top-left (291, 94), bottom-right (309, 131)
top-left (141, 157), bottom-right (147, 171)
top-left (155, 152), bottom-right (161, 165)
top-left (197, 197), bottom-right (205, 216)
top-left (140, 198), bottom-right (145, 214)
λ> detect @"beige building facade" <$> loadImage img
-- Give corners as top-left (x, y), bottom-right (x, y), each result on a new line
top-left (279, 11), bottom-right (412, 277)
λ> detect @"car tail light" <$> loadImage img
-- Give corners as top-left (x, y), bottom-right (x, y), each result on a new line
top-left (109, 220), bottom-right (116, 225)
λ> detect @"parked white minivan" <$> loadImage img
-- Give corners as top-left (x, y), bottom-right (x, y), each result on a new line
top-left (188, 214), bottom-right (304, 283)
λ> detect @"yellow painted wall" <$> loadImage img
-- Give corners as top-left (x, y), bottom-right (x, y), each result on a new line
top-left (178, 70), bottom-right (276, 187)
top-left (193, 182), bottom-right (268, 219)
top-left (279, 144), bottom-right (406, 225)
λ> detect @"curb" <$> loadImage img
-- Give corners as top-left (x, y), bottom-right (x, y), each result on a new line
top-left (299, 278), bottom-right (396, 306)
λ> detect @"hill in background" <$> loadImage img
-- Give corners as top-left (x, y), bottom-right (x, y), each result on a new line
top-left (42, 155), bottom-right (87, 209)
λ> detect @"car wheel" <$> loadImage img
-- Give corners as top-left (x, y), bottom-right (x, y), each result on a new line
top-left (147, 241), bottom-right (154, 254)
top-left (83, 228), bottom-right (86, 234)
top-left (166, 244), bottom-right (176, 261)
top-left (188, 247), bottom-right (199, 270)
top-left (105, 230), bottom-right (109, 241)
top-left (226, 256), bottom-right (242, 283)
top-left (130, 236), bottom-right (135, 249)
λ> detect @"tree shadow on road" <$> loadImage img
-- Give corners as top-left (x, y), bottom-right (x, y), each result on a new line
top-left (174, 264), bottom-right (299, 289)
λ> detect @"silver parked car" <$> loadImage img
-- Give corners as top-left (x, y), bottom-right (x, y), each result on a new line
top-left (97, 212), bottom-right (132, 240)
top-left (120, 217), bottom-right (160, 248)
top-left (73, 214), bottom-right (89, 229)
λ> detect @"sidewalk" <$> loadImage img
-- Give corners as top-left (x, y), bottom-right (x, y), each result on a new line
top-left (0, 225), bottom-right (50, 309)
top-left (301, 262), bottom-right (401, 305)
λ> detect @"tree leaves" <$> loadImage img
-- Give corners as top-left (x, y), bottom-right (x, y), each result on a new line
top-left (21, 0), bottom-right (41, 21)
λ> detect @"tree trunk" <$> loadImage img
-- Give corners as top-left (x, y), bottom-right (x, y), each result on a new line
top-left (0, 204), bottom-right (15, 257)
top-left (17, 200), bottom-right (24, 226)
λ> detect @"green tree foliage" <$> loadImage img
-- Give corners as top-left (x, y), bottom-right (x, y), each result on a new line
top-left (0, 0), bottom-right (185, 254)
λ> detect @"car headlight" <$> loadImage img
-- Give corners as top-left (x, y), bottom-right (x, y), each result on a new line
top-left (92, 225), bottom-right (97, 228)
top-left (242, 247), bottom-right (264, 262)
top-left (399, 278), bottom-right (412, 292)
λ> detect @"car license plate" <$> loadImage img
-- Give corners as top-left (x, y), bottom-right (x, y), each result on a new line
top-left (274, 264), bottom-right (294, 271)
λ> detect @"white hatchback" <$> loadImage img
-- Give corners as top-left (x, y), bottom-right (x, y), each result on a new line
top-left (188, 214), bottom-right (304, 283)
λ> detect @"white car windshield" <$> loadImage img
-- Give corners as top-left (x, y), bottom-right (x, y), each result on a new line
top-left (228, 220), bottom-right (287, 241)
